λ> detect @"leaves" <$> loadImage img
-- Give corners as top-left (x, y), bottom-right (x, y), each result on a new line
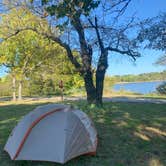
top-left (0, 7), bottom-right (84, 96)
top-left (157, 82), bottom-right (166, 95)
top-left (138, 13), bottom-right (166, 51)
top-left (45, 0), bottom-right (100, 18)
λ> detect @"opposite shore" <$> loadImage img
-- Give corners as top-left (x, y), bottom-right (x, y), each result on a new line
top-left (115, 80), bottom-right (166, 84)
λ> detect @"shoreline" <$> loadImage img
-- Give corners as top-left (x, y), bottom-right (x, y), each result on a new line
top-left (115, 80), bottom-right (166, 84)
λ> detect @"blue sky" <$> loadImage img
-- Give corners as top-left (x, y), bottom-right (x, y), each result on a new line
top-left (0, 0), bottom-right (166, 77)
top-left (107, 0), bottom-right (166, 76)
top-left (0, 66), bottom-right (7, 77)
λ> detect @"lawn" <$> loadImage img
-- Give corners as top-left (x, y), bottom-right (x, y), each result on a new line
top-left (0, 100), bottom-right (166, 166)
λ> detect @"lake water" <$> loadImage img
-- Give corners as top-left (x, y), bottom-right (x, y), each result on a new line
top-left (113, 81), bottom-right (165, 94)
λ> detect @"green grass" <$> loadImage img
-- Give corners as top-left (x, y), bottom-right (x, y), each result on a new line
top-left (103, 88), bottom-right (166, 100)
top-left (0, 100), bottom-right (166, 166)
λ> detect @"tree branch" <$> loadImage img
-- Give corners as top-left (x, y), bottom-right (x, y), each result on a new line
top-left (71, 16), bottom-right (92, 70)
top-left (106, 46), bottom-right (140, 61)
top-left (0, 27), bottom-right (82, 71)
top-left (88, 17), bottom-right (104, 51)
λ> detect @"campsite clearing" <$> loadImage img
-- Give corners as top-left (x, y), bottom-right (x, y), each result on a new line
top-left (0, 100), bottom-right (166, 166)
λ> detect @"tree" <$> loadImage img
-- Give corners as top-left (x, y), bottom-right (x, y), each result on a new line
top-left (138, 13), bottom-right (166, 66)
top-left (0, 75), bottom-right (12, 97)
top-left (156, 55), bottom-right (166, 66)
top-left (138, 13), bottom-right (166, 51)
top-left (157, 82), bottom-right (166, 95)
top-left (27, 51), bottom-right (83, 96)
top-left (0, 34), bottom-right (18, 100)
top-left (0, 0), bottom-right (141, 105)
top-left (0, 8), bottom-right (66, 100)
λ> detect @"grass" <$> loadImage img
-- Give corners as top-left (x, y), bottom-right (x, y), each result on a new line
top-left (103, 90), bottom-right (166, 101)
top-left (0, 100), bottom-right (166, 166)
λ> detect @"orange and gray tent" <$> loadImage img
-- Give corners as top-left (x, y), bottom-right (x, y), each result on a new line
top-left (4, 104), bottom-right (97, 164)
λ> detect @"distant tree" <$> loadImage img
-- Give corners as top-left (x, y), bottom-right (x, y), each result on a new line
top-left (0, 0), bottom-right (141, 105)
top-left (27, 52), bottom-right (83, 96)
top-left (0, 75), bottom-right (12, 97)
top-left (113, 71), bottom-right (166, 83)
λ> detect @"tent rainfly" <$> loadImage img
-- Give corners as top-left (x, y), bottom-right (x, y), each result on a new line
top-left (4, 104), bottom-right (97, 164)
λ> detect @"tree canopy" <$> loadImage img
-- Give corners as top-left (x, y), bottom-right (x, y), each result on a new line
top-left (138, 13), bottom-right (166, 51)
top-left (138, 13), bottom-right (166, 66)
top-left (0, 7), bottom-right (82, 100)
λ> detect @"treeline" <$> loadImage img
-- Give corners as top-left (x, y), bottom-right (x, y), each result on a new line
top-left (0, 76), bottom-right (11, 97)
top-left (113, 71), bottom-right (166, 82)
top-left (0, 73), bottom-right (84, 98)
top-left (1, 71), bottom-right (166, 98)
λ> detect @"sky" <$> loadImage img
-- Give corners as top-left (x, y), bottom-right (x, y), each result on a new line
top-left (0, 0), bottom-right (166, 77)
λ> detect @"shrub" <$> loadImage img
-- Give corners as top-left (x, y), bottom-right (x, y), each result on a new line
top-left (157, 82), bottom-right (166, 94)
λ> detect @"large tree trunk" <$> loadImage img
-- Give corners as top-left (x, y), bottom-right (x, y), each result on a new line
top-left (71, 17), bottom-right (97, 104)
top-left (18, 80), bottom-right (22, 101)
top-left (12, 75), bottom-right (16, 101)
top-left (95, 50), bottom-right (108, 105)
top-left (96, 69), bottom-right (106, 105)
top-left (83, 70), bottom-right (96, 104)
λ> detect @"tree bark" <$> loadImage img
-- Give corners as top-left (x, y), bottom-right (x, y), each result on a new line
top-left (96, 50), bottom-right (108, 105)
top-left (83, 70), bottom-right (96, 104)
top-left (96, 69), bottom-right (106, 105)
top-left (12, 75), bottom-right (16, 101)
top-left (71, 16), bottom-right (97, 104)
top-left (88, 17), bottom-right (108, 105)
top-left (18, 80), bottom-right (22, 101)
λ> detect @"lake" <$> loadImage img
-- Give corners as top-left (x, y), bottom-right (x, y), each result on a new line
top-left (113, 81), bottom-right (165, 94)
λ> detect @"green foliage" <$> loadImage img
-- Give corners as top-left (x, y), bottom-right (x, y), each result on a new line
top-left (138, 13), bottom-right (166, 51)
top-left (113, 71), bottom-right (166, 83)
top-left (42, 79), bottom-right (55, 95)
top-left (45, 0), bottom-right (100, 18)
top-left (0, 75), bottom-right (12, 97)
top-left (157, 82), bottom-right (166, 95)
top-left (104, 76), bottom-right (117, 87)
top-left (138, 13), bottom-right (166, 66)
top-left (0, 8), bottom-right (53, 79)
top-left (42, 0), bottom-right (49, 5)
top-left (0, 8), bottom-right (84, 98)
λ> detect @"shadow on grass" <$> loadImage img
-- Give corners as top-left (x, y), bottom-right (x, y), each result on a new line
top-left (0, 101), bottom-right (166, 166)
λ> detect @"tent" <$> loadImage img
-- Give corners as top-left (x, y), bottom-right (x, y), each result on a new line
top-left (4, 104), bottom-right (97, 164)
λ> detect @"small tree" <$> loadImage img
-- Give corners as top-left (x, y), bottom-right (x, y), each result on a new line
top-left (157, 82), bottom-right (166, 95)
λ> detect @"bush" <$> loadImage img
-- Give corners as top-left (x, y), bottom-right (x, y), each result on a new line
top-left (157, 82), bottom-right (166, 94)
